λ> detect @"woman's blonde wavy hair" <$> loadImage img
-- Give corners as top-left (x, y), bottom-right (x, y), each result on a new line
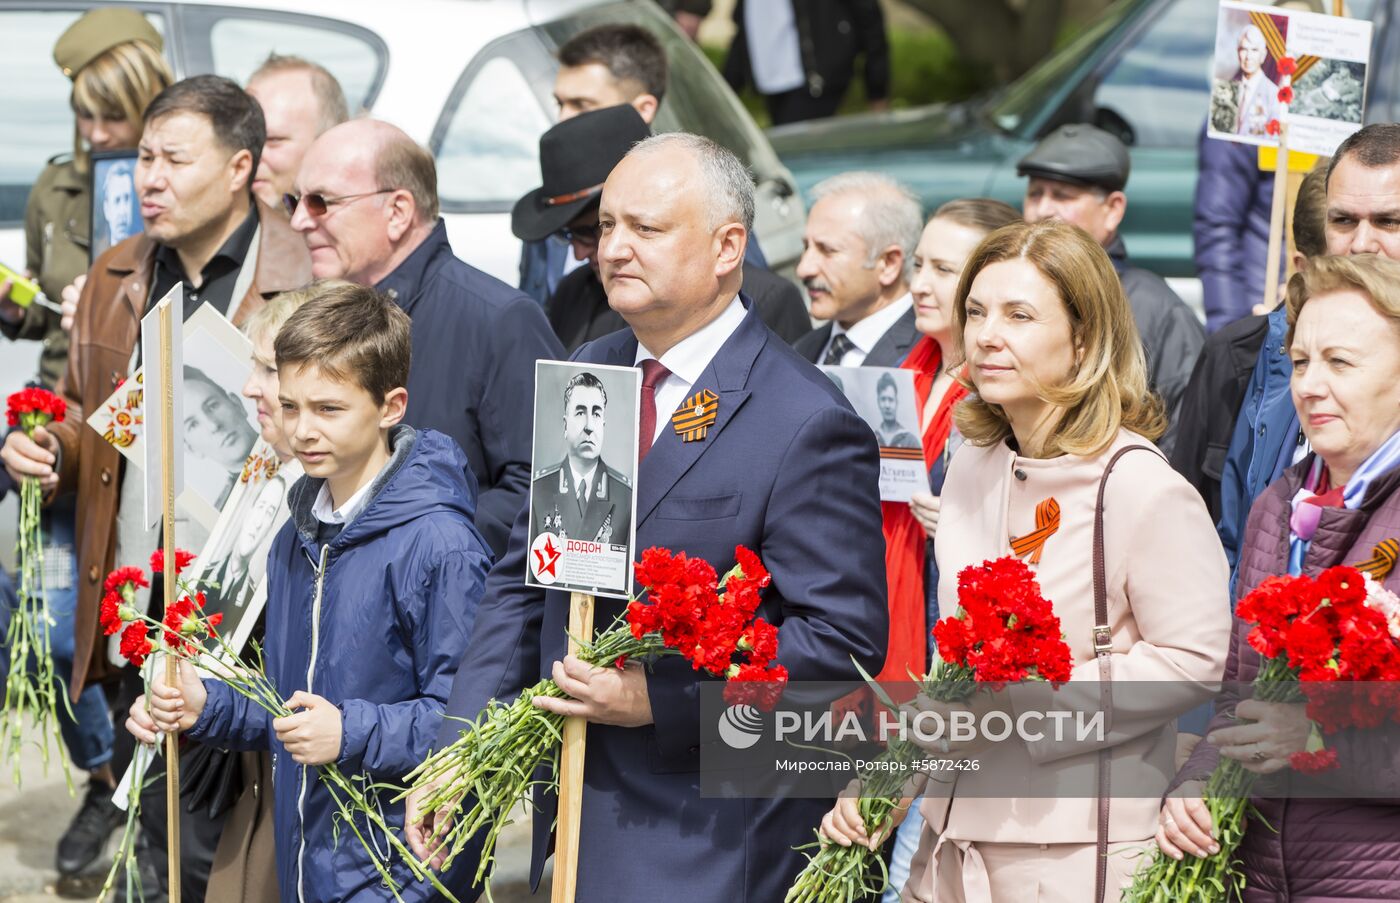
top-left (951, 220), bottom-right (1166, 456)
top-left (70, 39), bottom-right (172, 173)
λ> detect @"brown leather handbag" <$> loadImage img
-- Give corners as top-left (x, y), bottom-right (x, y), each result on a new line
top-left (1092, 445), bottom-right (1161, 903)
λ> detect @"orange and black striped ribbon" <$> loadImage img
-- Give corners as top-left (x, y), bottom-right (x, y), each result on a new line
top-left (1352, 539), bottom-right (1400, 581)
top-left (671, 389), bottom-right (718, 442)
top-left (1248, 10), bottom-right (1321, 82)
top-left (1011, 497), bottom-right (1060, 565)
top-left (1250, 11), bottom-right (1288, 61)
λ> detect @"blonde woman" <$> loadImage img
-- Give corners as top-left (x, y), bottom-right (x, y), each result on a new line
top-left (822, 221), bottom-right (1231, 902)
top-left (0, 9), bottom-right (172, 385)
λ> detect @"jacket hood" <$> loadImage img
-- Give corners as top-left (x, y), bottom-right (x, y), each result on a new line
top-left (288, 425), bottom-right (478, 550)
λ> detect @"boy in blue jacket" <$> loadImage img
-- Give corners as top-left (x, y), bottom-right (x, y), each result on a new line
top-left (130, 283), bottom-right (491, 902)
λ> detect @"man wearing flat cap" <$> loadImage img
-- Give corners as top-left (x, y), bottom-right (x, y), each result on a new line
top-left (1018, 123), bottom-right (1204, 454)
top-left (515, 105), bottom-right (809, 351)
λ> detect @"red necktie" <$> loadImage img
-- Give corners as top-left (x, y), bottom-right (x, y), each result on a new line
top-left (638, 359), bottom-right (671, 462)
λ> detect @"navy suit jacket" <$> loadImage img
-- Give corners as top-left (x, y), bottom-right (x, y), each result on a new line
top-left (794, 306), bottom-right (919, 367)
top-left (437, 299), bottom-right (888, 901)
top-left (378, 220), bottom-right (565, 558)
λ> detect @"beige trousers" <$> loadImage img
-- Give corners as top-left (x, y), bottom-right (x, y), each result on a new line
top-left (902, 833), bottom-right (1148, 903)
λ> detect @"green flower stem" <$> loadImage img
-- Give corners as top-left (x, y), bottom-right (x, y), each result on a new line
top-left (400, 612), bottom-right (673, 899)
top-left (104, 610), bottom-right (464, 902)
top-left (785, 662), bottom-right (978, 902)
top-left (1123, 659), bottom-right (1305, 902)
top-left (1, 415), bottom-right (72, 793)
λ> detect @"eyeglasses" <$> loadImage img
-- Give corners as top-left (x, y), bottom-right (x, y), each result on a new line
top-left (559, 223), bottom-right (602, 245)
top-left (282, 189), bottom-right (397, 218)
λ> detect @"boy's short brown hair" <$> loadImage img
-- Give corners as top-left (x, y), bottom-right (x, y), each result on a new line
top-left (274, 282), bottom-right (410, 403)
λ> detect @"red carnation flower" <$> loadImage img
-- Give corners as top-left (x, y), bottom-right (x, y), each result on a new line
top-left (739, 620), bottom-right (780, 666)
top-left (1265, 118), bottom-right (1281, 137)
top-left (103, 566), bottom-right (149, 598)
top-left (1277, 56), bottom-right (1297, 76)
top-left (150, 549), bottom-right (196, 576)
top-left (1289, 747), bottom-right (1338, 774)
top-left (1278, 85), bottom-right (1295, 104)
top-left (99, 591), bottom-right (124, 636)
top-left (6, 387), bottom-right (66, 430)
top-left (119, 623), bottom-right (153, 667)
top-left (733, 545), bottom-right (771, 589)
top-left (723, 662), bottom-right (788, 711)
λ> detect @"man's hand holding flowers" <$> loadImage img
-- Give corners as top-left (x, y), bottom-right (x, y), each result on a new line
top-left (532, 654), bottom-right (653, 727)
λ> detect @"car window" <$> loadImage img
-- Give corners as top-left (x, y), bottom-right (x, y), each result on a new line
top-left (537, 1), bottom-right (789, 186)
top-left (196, 10), bottom-right (385, 112)
top-left (431, 30), bottom-right (557, 213)
top-left (0, 8), bottom-right (166, 226)
top-left (989, 2), bottom-right (1132, 138)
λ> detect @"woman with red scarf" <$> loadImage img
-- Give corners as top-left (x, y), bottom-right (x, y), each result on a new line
top-left (881, 199), bottom-right (1022, 686)
top-left (868, 199), bottom-right (1021, 901)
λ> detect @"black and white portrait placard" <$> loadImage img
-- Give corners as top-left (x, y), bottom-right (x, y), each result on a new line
top-left (525, 361), bottom-right (640, 599)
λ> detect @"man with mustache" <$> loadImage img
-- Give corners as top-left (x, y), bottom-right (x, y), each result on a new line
top-left (793, 171), bottom-right (922, 368)
top-left (529, 370), bottom-right (631, 545)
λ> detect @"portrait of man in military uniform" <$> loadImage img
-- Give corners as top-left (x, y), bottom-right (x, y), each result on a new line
top-left (530, 370), bottom-right (633, 545)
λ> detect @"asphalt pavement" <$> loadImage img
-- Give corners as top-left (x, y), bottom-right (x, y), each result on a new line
top-left (0, 724), bottom-right (546, 901)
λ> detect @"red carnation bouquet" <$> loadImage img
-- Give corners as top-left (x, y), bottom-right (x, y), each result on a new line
top-left (787, 556), bottom-right (1073, 902)
top-left (405, 545), bottom-right (785, 887)
top-left (1126, 565), bottom-right (1400, 902)
top-left (2, 388), bottom-right (70, 787)
top-left (97, 552), bottom-right (463, 903)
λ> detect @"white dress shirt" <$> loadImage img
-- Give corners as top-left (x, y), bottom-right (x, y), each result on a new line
top-left (311, 461), bottom-right (388, 527)
top-left (821, 293), bottom-right (914, 366)
top-left (570, 462), bottom-right (598, 502)
top-left (743, 0), bottom-right (804, 95)
top-left (635, 296), bottom-right (747, 445)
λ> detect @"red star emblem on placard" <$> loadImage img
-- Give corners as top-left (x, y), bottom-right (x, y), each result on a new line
top-left (533, 535), bottom-right (562, 577)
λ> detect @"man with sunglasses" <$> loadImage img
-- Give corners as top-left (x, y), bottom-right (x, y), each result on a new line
top-left (516, 105), bottom-right (809, 352)
top-left (288, 117), bottom-right (563, 557)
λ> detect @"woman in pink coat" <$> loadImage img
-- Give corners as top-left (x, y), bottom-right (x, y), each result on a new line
top-left (820, 221), bottom-right (1232, 902)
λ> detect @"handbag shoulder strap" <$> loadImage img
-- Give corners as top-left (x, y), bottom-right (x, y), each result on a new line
top-left (1093, 442), bottom-right (1162, 903)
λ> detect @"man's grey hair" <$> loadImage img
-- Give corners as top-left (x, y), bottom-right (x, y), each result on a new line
top-left (248, 53), bottom-right (350, 135)
top-left (626, 132), bottom-right (755, 233)
top-left (810, 172), bottom-right (924, 281)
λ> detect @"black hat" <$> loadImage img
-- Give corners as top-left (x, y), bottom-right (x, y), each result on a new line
top-left (512, 105), bottom-right (652, 242)
top-left (1016, 124), bottom-right (1131, 193)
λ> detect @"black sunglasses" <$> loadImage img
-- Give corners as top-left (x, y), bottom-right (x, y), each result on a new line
top-left (282, 188), bottom-right (397, 217)
top-left (559, 223), bottom-right (602, 245)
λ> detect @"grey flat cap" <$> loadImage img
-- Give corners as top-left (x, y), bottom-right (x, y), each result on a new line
top-left (1016, 124), bottom-right (1131, 193)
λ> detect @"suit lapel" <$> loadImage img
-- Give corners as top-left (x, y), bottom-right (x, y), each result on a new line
top-left (863, 307), bottom-right (919, 367)
top-left (635, 305), bottom-right (765, 527)
top-left (799, 323), bottom-right (833, 364)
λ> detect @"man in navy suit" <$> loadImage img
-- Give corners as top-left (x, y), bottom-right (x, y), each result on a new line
top-left (290, 118), bottom-right (564, 557)
top-left (793, 171), bottom-right (923, 368)
top-left (408, 133), bottom-right (888, 900)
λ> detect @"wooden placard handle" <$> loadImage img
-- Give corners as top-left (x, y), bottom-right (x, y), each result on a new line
top-left (159, 302), bottom-right (182, 903)
top-left (1262, 121), bottom-right (1291, 315)
top-left (551, 591), bottom-right (594, 902)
